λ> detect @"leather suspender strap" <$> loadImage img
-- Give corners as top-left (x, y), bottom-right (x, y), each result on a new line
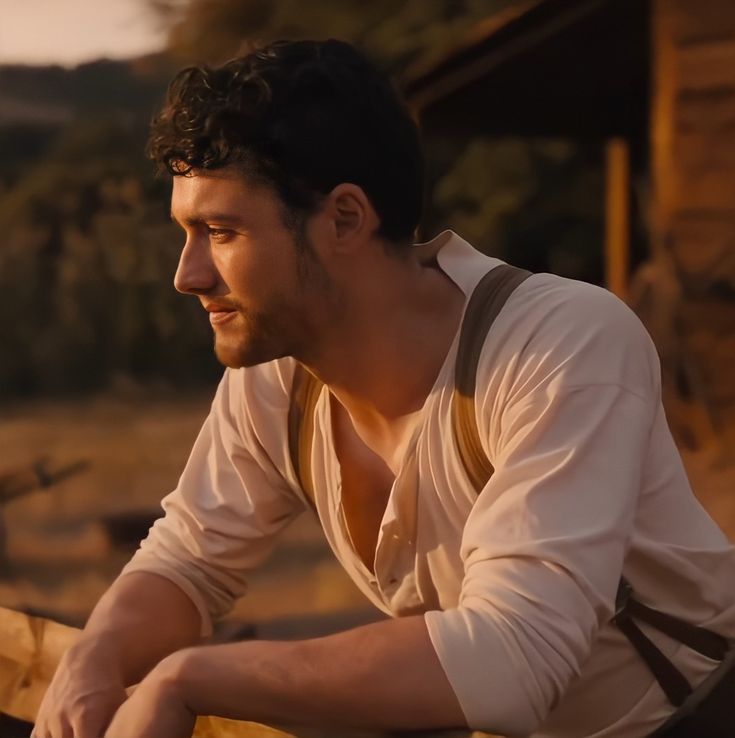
top-left (617, 581), bottom-right (729, 662)
top-left (615, 580), bottom-right (694, 706)
top-left (287, 364), bottom-right (323, 510)
top-left (614, 610), bottom-right (694, 706)
top-left (613, 578), bottom-right (730, 706)
top-left (449, 264), bottom-right (730, 708)
top-left (452, 264), bottom-right (533, 494)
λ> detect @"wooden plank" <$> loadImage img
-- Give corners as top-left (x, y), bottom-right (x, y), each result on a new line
top-left (0, 607), bottom-right (79, 680)
top-left (672, 168), bottom-right (735, 212)
top-left (0, 608), bottom-right (79, 725)
top-left (0, 607), bottom-right (300, 736)
top-left (675, 39), bottom-right (735, 91)
top-left (668, 0), bottom-right (735, 43)
top-left (674, 131), bottom-right (735, 178)
top-left (675, 89), bottom-right (735, 135)
top-left (670, 213), bottom-right (735, 284)
top-left (604, 138), bottom-right (631, 299)
top-left (651, 0), bottom-right (679, 230)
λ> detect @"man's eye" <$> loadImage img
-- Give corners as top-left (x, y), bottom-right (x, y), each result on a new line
top-left (207, 227), bottom-right (233, 241)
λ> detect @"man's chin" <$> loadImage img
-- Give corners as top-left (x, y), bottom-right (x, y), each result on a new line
top-left (214, 338), bottom-right (282, 369)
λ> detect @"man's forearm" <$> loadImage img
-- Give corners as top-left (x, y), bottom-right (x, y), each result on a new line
top-left (76, 570), bottom-right (203, 686)
top-left (169, 614), bottom-right (467, 732)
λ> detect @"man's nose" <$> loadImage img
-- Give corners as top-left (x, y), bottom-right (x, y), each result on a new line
top-left (174, 236), bottom-right (217, 295)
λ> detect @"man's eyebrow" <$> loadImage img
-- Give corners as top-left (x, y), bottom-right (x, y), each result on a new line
top-left (169, 211), bottom-right (244, 226)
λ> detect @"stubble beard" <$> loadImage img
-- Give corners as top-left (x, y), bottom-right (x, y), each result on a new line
top-left (212, 228), bottom-right (330, 369)
top-left (212, 305), bottom-right (291, 368)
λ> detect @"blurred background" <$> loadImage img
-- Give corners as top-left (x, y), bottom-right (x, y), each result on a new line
top-left (0, 0), bottom-right (734, 660)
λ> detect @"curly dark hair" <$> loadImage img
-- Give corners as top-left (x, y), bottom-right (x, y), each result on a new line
top-left (147, 39), bottom-right (424, 245)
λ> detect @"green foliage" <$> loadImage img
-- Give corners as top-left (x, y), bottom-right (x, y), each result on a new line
top-left (153, 0), bottom-right (518, 73)
top-left (0, 59), bottom-right (172, 119)
top-left (432, 137), bottom-right (604, 281)
top-left (0, 125), bottom-right (56, 190)
top-left (0, 117), bottom-right (219, 397)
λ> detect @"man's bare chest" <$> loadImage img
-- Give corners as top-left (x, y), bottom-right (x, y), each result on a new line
top-left (330, 400), bottom-right (399, 575)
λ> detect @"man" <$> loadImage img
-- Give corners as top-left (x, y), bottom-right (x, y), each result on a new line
top-left (33, 39), bottom-right (735, 738)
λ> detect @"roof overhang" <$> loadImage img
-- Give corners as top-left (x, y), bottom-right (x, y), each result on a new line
top-left (403, 0), bottom-right (649, 139)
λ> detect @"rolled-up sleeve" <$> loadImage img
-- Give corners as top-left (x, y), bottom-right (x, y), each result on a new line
top-left (120, 367), bottom-right (304, 637)
top-left (425, 286), bottom-right (661, 735)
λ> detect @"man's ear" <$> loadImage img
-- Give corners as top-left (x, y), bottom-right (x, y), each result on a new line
top-left (329, 183), bottom-right (378, 247)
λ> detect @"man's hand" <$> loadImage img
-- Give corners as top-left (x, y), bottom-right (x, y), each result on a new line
top-left (31, 640), bottom-right (128, 738)
top-left (30, 572), bottom-right (203, 738)
top-left (103, 655), bottom-right (196, 738)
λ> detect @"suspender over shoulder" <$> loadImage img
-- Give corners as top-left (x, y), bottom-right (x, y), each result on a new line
top-left (287, 363), bottom-right (323, 509)
top-left (287, 263), bottom-right (532, 504)
top-left (287, 261), bottom-right (732, 720)
top-left (452, 264), bottom-right (532, 492)
top-left (449, 264), bottom-right (731, 714)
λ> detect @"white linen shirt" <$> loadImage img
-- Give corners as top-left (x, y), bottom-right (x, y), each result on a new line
top-left (122, 230), bottom-right (735, 737)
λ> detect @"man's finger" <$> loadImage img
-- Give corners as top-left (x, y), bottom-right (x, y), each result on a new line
top-left (73, 708), bottom-right (117, 738)
top-left (43, 713), bottom-right (73, 738)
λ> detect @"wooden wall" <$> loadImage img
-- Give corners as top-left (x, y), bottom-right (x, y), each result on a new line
top-left (651, 0), bottom-right (735, 441)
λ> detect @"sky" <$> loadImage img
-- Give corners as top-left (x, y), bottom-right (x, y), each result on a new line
top-left (0, 0), bottom-right (168, 67)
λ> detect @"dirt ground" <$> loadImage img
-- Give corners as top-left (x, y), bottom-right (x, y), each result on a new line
top-left (1, 388), bottom-right (734, 634)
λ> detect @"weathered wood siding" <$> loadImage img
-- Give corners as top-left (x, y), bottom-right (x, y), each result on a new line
top-left (652, 0), bottom-right (735, 435)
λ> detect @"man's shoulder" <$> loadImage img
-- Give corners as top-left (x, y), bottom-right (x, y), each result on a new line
top-left (478, 271), bottom-right (660, 398)
top-left (497, 270), bottom-right (648, 349)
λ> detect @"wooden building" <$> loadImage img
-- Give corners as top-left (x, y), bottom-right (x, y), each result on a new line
top-left (404, 0), bottom-right (735, 447)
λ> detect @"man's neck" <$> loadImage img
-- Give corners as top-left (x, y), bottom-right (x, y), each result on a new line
top-left (299, 253), bottom-right (465, 444)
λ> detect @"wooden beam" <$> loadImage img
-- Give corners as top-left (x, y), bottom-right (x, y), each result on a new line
top-left (650, 0), bottom-right (677, 241)
top-left (605, 137), bottom-right (631, 299)
top-left (0, 607), bottom-right (295, 737)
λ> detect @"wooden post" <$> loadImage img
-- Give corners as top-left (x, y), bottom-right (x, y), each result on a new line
top-left (604, 137), bottom-right (631, 299)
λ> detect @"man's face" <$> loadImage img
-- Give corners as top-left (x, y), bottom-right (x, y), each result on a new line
top-left (170, 167), bottom-right (326, 368)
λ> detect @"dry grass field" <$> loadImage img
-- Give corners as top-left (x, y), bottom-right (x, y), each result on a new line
top-left (0, 388), bottom-right (377, 634)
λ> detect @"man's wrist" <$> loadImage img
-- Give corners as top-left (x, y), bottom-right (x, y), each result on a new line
top-left (64, 632), bottom-right (125, 681)
top-left (151, 641), bottom-right (262, 721)
top-left (151, 645), bottom-right (208, 713)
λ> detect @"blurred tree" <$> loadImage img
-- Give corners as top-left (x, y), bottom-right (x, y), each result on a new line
top-left (0, 116), bottom-right (219, 397)
top-left (432, 138), bottom-right (604, 280)
top-left (149, 0), bottom-right (517, 73)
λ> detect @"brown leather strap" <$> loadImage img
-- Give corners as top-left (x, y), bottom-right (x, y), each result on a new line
top-left (614, 609), bottom-right (694, 706)
top-left (625, 597), bottom-right (730, 662)
top-left (452, 264), bottom-right (532, 494)
top-left (450, 266), bottom-right (730, 708)
top-left (287, 364), bottom-right (323, 510)
top-left (614, 578), bottom-right (729, 707)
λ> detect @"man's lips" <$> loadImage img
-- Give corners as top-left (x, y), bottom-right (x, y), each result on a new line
top-left (209, 310), bottom-right (237, 326)
top-left (204, 303), bottom-right (238, 326)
